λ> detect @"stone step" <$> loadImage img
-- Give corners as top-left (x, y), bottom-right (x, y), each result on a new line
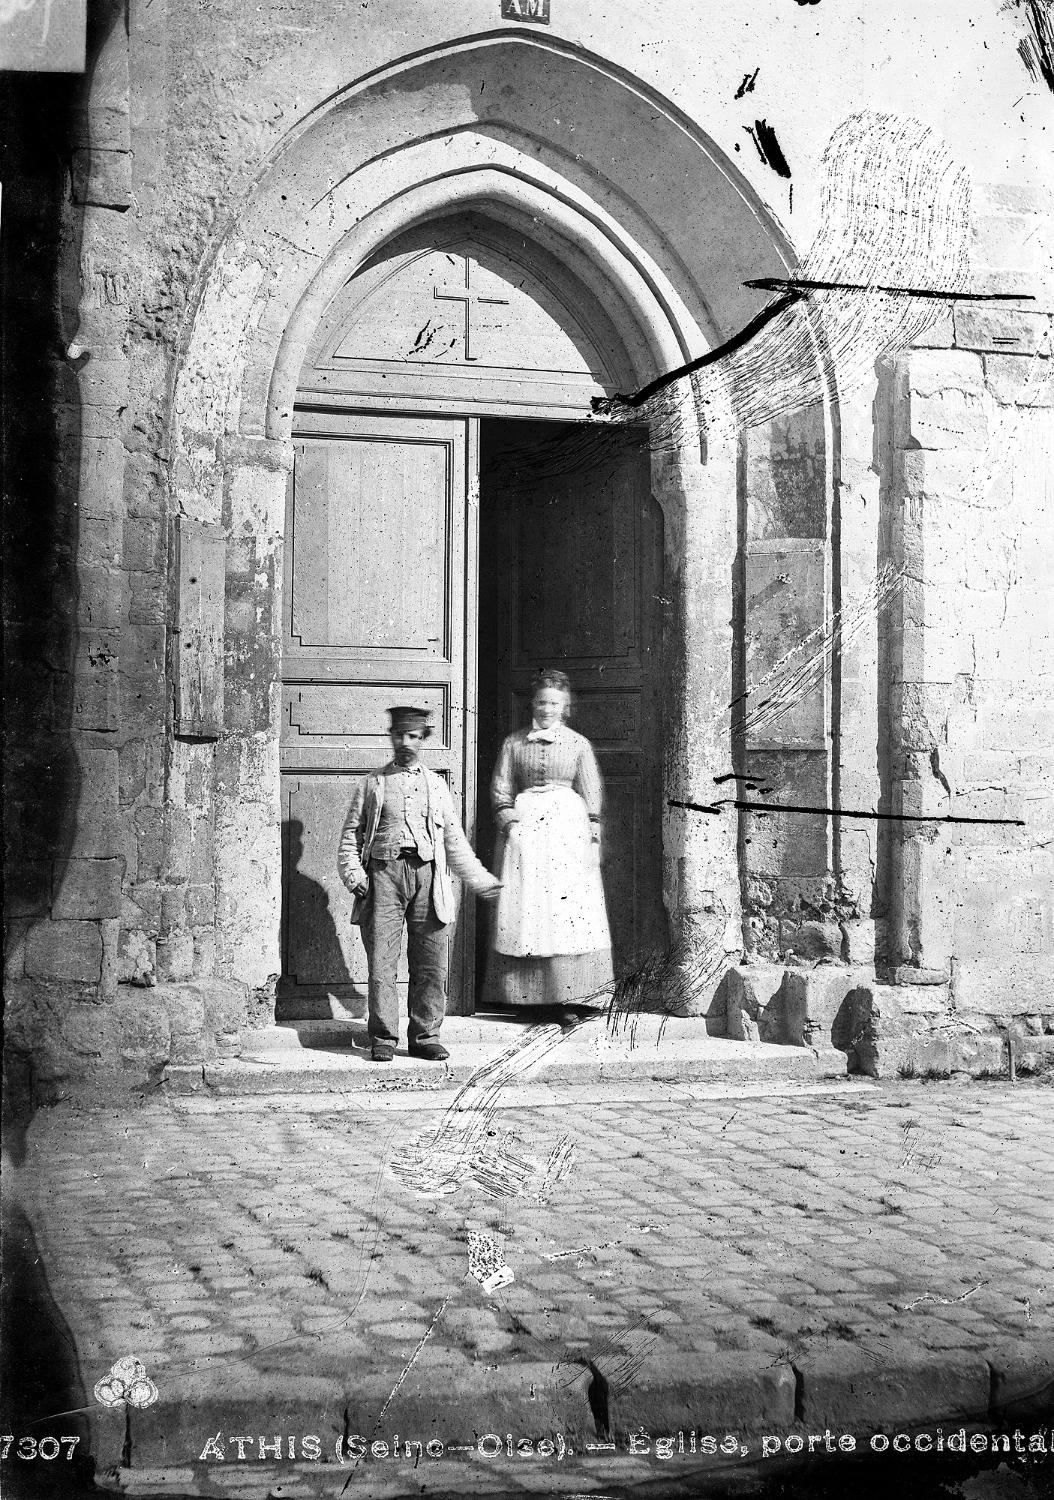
top-left (164, 1013), bottom-right (848, 1096)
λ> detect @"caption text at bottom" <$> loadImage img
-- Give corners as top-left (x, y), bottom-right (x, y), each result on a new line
top-left (195, 1428), bottom-right (1054, 1464)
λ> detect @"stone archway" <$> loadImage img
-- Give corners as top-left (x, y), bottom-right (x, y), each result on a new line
top-left (168, 31), bottom-right (801, 1008)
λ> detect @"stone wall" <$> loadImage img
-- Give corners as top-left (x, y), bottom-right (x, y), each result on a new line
top-left (886, 180), bottom-right (1054, 1031)
top-left (3, 2), bottom-right (257, 1103)
top-left (3, 3), bottom-right (1051, 1095)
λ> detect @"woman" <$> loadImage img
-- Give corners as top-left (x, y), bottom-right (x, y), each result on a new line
top-left (488, 669), bottom-right (614, 1022)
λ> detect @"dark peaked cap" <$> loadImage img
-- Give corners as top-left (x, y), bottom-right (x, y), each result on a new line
top-left (388, 705), bottom-right (433, 731)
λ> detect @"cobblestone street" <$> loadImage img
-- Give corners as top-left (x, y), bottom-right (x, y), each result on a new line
top-left (4, 1075), bottom-right (1054, 1498)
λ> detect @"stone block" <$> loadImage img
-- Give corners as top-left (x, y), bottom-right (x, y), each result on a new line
top-left (895, 965), bottom-right (950, 986)
top-left (123, 882), bottom-right (161, 930)
top-left (906, 386), bottom-right (989, 451)
top-left (72, 400), bottom-right (124, 442)
top-left (969, 209), bottom-right (1044, 271)
top-left (52, 857), bottom-right (123, 920)
top-left (128, 571), bottom-right (166, 624)
top-left (117, 928), bottom-right (157, 987)
top-left (113, 996), bottom-right (170, 1073)
top-left (988, 1339), bottom-right (1054, 1420)
top-left (120, 672), bottom-right (168, 739)
top-left (78, 567), bottom-right (129, 630)
top-left (1014, 1035), bottom-right (1054, 1076)
top-left (594, 1351), bottom-right (796, 1436)
top-left (160, 885), bottom-right (186, 933)
top-left (909, 308), bottom-right (954, 349)
top-left (721, 964), bottom-right (785, 1042)
top-left (72, 653), bottom-right (120, 736)
top-left (77, 436), bottom-right (127, 520)
top-left (72, 146), bottom-right (133, 209)
top-left (124, 623), bottom-right (166, 674)
top-left (954, 306), bottom-right (1048, 355)
top-left (224, 597), bottom-right (256, 635)
top-left (782, 968), bottom-right (874, 1049)
top-left (185, 883), bottom-right (215, 927)
top-left (123, 516), bottom-right (166, 574)
top-left (778, 920), bottom-right (842, 961)
top-left (77, 355), bottom-right (131, 410)
top-left (847, 985), bottom-right (909, 1078)
top-left (954, 955), bottom-right (1054, 1016)
top-left (162, 808), bottom-right (214, 883)
top-left (906, 349), bottom-right (984, 396)
top-left (984, 353), bottom-right (1054, 407)
top-left (192, 927), bottom-right (216, 976)
top-left (153, 979), bottom-right (246, 1063)
top-left (899, 1031), bottom-right (1006, 1078)
top-left (24, 919), bottom-right (103, 983)
top-left (134, 807), bottom-right (164, 879)
top-left (797, 1346), bottom-right (990, 1428)
top-left (119, 739), bottom-right (147, 804)
top-left (226, 537), bottom-right (255, 574)
top-left (156, 933), bottom-right (195, 985)
top-left (894, 446), bottom-right (988, 502)
top-left (839, 919), bottom-right (875, 966)
top-left (78, 514), bottom-right (121, 567)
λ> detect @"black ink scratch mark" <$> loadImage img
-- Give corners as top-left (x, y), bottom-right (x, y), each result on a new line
top-left (1008, 0), bottom-right (1054, 93)
top-left (735, 68), bottom-right (760, 98)
top-left (590, 112), bottom-right (977, 450)
top-left (410, 319), bottom-right (437, 355)
top-left (670, 798), bottom-right (1026, 828)
top-left (746, 275), bottom-right (1034, 303)
top-left (744, 119), bottom-right (792, 178)
top-left (597, 291), bottom-right (801, 411)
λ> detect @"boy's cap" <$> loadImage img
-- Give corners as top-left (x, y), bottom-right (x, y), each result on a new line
top-left (388, 705), bottom-right (433, 731)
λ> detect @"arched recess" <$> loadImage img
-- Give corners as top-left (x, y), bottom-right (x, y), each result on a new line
top-left (168, 30), bottom-right (817, 1002)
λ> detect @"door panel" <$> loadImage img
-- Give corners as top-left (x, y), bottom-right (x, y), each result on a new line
top-left (478, 422), bottom-right (665, 981)
top-left (279, 412), bottom-right (476, 1018)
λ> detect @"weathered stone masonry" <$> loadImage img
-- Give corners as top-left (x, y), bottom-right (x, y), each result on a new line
top-left (3, 2), bottom-right (1052, 1099)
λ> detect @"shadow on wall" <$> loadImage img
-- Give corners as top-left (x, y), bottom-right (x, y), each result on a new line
top-left (280, 818), bottom-right (355, 1004)
top-left (0, 1188), bottom-right (95, 1496)
top-left (2, 61), bottom-right (85, 1109)
top-left (2, 0), bottom-right (129, 1112)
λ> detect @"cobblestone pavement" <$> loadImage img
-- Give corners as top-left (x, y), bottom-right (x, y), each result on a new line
top-left (4, 1077), bottom-right (1054, 1497)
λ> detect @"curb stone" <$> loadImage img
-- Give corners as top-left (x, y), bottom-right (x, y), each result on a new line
top-left (795, 1345), bottom-right (991, 1428)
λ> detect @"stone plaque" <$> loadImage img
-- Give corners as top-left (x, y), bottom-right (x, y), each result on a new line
top-left (173, 517), bottom-right (226, 740)
top-left (501, 0), bottom-right (549, 23)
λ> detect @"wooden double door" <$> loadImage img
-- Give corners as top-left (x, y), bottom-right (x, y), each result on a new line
top-left (278, 410), bottom-right (665, 1018)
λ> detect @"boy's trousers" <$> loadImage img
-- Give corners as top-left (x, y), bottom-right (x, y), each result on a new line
top-left (360, 852), bottom-right (448, 1047)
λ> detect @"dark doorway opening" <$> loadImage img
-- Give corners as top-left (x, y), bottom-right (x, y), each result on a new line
top-left (474, 416), bottom-right (667, 1008)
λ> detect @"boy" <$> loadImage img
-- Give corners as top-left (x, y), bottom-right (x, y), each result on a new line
top-left (337, 706), bottom-right (500, 1062)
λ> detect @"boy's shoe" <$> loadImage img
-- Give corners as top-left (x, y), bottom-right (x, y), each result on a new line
top-left (371, 1043), bottom-right (395, 1063)
top-left (408, 1042), bottom-right (450, 1062)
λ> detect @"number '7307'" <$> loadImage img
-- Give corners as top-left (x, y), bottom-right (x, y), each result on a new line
top-left (0, 1437), bottom-right (81, 1460)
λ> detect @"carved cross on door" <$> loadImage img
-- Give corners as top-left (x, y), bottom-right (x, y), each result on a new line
top-left (434, 257), bottom-right (510, 361)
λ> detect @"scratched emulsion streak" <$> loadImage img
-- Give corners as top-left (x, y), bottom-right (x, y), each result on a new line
top-left (389, 1022), bottom-right (578, 1198)
top-left (594, 111), bottom-right (973, 449)
top-left (1008, 0), bottom-right (1054, 92)
top-left (738, 559), bottom-right (904, 740)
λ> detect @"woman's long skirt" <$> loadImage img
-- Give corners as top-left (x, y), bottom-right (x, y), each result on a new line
top-left (489, 786), bottom-right (614, 1009)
